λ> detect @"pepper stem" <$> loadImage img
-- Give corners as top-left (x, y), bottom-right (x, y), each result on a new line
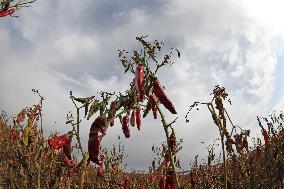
top-left (156, 105), bottom-right (181, 188)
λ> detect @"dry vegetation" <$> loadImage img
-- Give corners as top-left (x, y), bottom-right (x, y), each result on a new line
top-left (0, 37), bottom-right (283, 189)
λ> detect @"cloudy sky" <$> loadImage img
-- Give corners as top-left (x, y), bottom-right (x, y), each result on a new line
top-left (1, 0), bottom-right (284, 171)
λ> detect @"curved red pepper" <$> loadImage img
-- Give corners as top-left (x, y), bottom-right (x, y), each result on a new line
top-left (64, 156), bottom-right (74, 168)
top-left (97, 163), bottom-right (105, 176)
top-left (123, 176), bottom-right (130, 189)
top-left (130, 110), bottom-right (135, 127)
top-left (91, 116), bottom-right (107, 135)
top-left (136, 107), bottom-right (141, 131)
top-left (88, 116), bottom-right (107, 165)
top-left (88, 131), bottom-right (103, 165)
top-left (135, 64), bottom-right (145, 101)
top-left (10, 129), bottom-right (17, 141)
top-left (0, 8), bottom-right (15, 17)
top-left (160, 176), bottom-right (167, 189)
top-left (63, 135), bottom-right (72, 159)
top-left (153, 78), bottom-right (177, 114)
top-left (48, 134), bottom-right (70, 149)
top-left (166, 171), bottom-right (176, 189)
top-left (122, 115), bottom-right (130, 138)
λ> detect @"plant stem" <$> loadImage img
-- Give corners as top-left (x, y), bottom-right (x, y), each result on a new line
top-left (76, 108), bottom-right (84, 156)
top-left (36, 163), bottom-right (41, 189)
top-left (208, 103), bottom-right (228, 189)
top-left (156, 105), bottom-right (181, 188)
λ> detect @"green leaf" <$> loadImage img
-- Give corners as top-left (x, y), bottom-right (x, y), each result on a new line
top-left (74, 96), bottom-right (94, 104)
top-left (87, 100), bottom-right (100, 120)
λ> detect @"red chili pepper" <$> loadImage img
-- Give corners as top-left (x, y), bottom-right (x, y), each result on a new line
top-left (63, 134), bottom-right (73, 159)
top-left (10, 129), bottom-right (17, 141)
top-left (109, 101), bottom-right (117, 127)
top-left (153, 78), bottom-right (177, 114)
top-left (88, 131), bottom-right (103, 165)
top-left (123, 176), bottom-right (130, 189)
top-left (136, 107), bottom-right (141, 131)
top-left (122, 116), bottom-right (130, 138)
top-left (0, 8), bottom-right (15, 17)
top-left (135, 64), bottom-right (145, 101)
top-left (91, 116), bottom-right (107, 135)
top-left (97, 163), bottom-right (105, 176)
top-left (159, 176), bottom-right (167, 189)
top-left (166, 171), bottom-right (176, 189)
top-left (48, 134), bottom-right (70, 149)
top-left (64, 156), bottom-right (74, 168)
top-left (130, 110), bottom-right (135, 127)
top-left (88, 116), bottom-right (107, 165)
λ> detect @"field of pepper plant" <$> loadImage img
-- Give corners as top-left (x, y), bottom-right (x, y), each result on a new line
top-left (0, 34), bottom-right (283, 189)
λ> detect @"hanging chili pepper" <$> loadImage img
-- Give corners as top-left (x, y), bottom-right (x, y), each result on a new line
top-left (63, 134), bottom-right (73, 159)
top-left (109, 101), bottom-right (117, 127)
top-left (122, 115), bottom-right (130, 138)
top-left (153, 78), bottom-right (177, 114)
top-left (0, 9), bottom-right (16, 17)
top-left (166, 171), bottom-right (176, 189)
top-left (1, 11), bottom-right (14, 18)
top-left (135, 64), bottom-right (145, 101)
top-left (88, 116), bottom-right (107, 165)
top-left (48, 134), bottom-right (70, 149)
top-left (0, 2), bottom-right (16, 17)
top-left (10, 129), bottom-right (17, 141)
top-left (88, 131), bottom-right (103, 165)
top-left (159, 176), bottom-right (167, 189)
top-left (123, 176), bottom-right (130, 189)
top-left (92, 116), bottom-right (107, 135)
top-left (97, 163), bottom-right (105, 177)
top-left (64, 156), bottom-right (74, 168)
top-left (130, 110), bottom-right (135, 127)
top-left (136, 107), bottom-right (141, 131)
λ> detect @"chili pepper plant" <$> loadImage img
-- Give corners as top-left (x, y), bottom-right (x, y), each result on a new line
top-left (0, 0), bottom-right (36, 17)
top-left (46, 36), bottom-right (182, 188)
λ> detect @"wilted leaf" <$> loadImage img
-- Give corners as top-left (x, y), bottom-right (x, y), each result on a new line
top-left (17, 108), bottom-right (26, 123)
top-left (87, 100), bottom-right (100, 120)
